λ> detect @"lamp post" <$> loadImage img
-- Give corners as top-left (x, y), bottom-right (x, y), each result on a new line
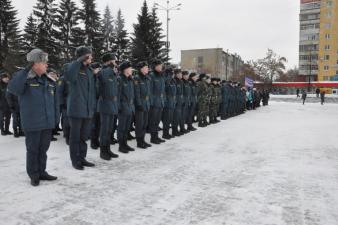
top-left (154, 0), bottom-right (182, 64)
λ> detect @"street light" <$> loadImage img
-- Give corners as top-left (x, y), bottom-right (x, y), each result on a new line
top-left (154, 0), bottom-right (182, 63)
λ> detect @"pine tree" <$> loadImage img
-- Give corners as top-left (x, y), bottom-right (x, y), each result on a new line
top-left (112, 9), bottom-right (129, 61)
top-left (101, 5), bottom-right (115, 52)
top-left (33, 0), bottom-right (60, 67)
top-left (130, 1), bottom-right (152, 65)
top-left (55, 0), bottom-right (83, 64)
top-left (78, 0), bottom-right (104, 59)
top-left (22, 14), bottom-right (37, 53)
top-left (149, 6), bottom-right (167, 62)
top-left (0, 0), bottom-right (23, 73)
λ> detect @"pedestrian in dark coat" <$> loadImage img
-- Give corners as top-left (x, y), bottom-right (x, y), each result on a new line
top-left (149, 60), bottom-right (166, 144)
top-left (320, 91), bottom-right (325, 105)
top-left (301, 90), bottom-right (307, 105)
top-left (117, 61), bottom-right (135, 154)
top-left (134, 61), bottom-right (152, 149)
top-left (0, 72), bottom-right (12, 136)
top-left (64, 46), bottom-right (96, 170)
top-left (7, 49), bottom-right (59, 186)
top-left (97, 53), bottom-right (120, 160)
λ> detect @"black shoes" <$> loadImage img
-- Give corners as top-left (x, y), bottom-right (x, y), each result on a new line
top-left (40, 173), bottom-right (58, 181)
top-left (31, 178), bottom-right (40, 186)
top-left (90, 139), bottom-right (100, 150)
top-left (100, 146), bottom-right (112, 161)
top-left (72, 163), bottom-right (84, 170)
top-left (82, 159), bottom-right (95, 167)
top-left (136, 138), bottom-right (147, 149)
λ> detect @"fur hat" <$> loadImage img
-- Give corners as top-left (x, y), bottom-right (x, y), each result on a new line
top-left (119, 61), bottom-right (132, 71)
top-left (27, 49), bottom-right (48, 63)
top-left (102, 53), bottom-right (117, 63)
top-left (75, 46), bottom-right (92, 58)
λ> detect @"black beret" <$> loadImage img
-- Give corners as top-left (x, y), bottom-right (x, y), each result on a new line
top-left (152, 59), bottom-right (162, 67)
top-left (75, 46), bottom-right (92, 58)
top-left (199, 73), bottom-right (207, 80)
top-left (102, 53), bottom-right (117, 63)
top-left (182, 71), bottom-right (189, 76)
top-left (174, 69), bottom-right (182, 75)
top-left (189, 72), bottom-right (197, 78)
top-left (137, 61), bottom-right (148, 70)
top-left (119, 61), bottom-right (132, 71)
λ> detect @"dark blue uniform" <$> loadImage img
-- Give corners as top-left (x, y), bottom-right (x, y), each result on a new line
top-left (64, 60), bottom-right (96, 167)
top-left (162, 75), bottom-right (176, 138)
top-left (97, 65), bottom-right (119, 148)
top-left (182, 79), bottom-right (191, 132)
top-left (0, 80), bottom-right (11, 134)
top-left (187, 80), bottom-right (197, 130)
top-left (149, 71), bottom-right (165, 142)
top-left (173, 77), bottom-right (184, 136)
top-left (134, 73), bottom-right (151, 141)
top-left (8, 69), bottom-right (59, 180)
top-left (117, 73), bottom-right (135, 146)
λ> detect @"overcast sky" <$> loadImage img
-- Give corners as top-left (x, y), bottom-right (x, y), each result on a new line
top-left (12, 0), bottom-right (300, 69)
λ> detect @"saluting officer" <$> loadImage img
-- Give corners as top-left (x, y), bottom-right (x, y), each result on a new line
top-left (8, 49), bottom-right (59, 186)
top-left (64, 46), bottom-right (96, 170)
top-left (97, 53), bottom-right (120, 160)
top-left (134, 61), bottom-right (152, 149)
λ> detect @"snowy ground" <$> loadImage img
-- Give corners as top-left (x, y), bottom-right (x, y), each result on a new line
top-left (1, 101), bottom-right (338, 225)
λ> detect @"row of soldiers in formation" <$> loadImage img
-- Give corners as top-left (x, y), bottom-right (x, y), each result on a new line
top-left (0, 47), bottom-right (269, 186)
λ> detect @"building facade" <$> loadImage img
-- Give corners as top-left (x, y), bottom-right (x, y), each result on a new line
top-left (299, 0), bottom-right (338, 82)
top-left (180, 48), bottom-right (244, 81)
top-left (318, 0), bottom-right (338, 81)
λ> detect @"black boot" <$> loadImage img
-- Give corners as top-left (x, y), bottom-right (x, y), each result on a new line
top-left (162, 130), bottom-right (172, 140)
top-left (107, 148), bottom-right (119, 158)
top-left (119, 140), bottom-right (129, 154)
top-left (31, 177), bottom-right (40, 186)
top-left (150, 134), bottom-right (161, 144)
top-left (137, 137), bottom-right (147, 149)
top-left (82, 159), bottom-right (95, 167)
top-left (90, 139), bottom-right (100, 150)
top-left (14, 128), bottom-right (20, 138)
top-left (40, 173), bottom-right (58, 181)
top-left (142, 136), bottom-right (152, 148)
top-left (110, 135), bottom-right (118, 145)
top-left (100, 146), bottom-right (112, 161)
top-left (127, 132), bottom-right (135, 140)
top-left (125, 141), bottom-right (135, 152)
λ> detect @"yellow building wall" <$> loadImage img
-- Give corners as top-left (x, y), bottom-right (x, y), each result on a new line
top-left (318, 0), bottom-right (338, 81)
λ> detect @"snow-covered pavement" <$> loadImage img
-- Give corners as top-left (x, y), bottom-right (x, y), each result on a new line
top-left (1, 102), bottom-right (338, 225)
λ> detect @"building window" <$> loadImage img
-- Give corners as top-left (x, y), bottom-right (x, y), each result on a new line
top-left (325, 34), bottom-right (331, 39)
top-left (324, 55), bottom-right (330, 60)
top-left (326, 0), bottom-right (333, 7)
top-left (325, 45), bottom-right (330, 50)
top-left (324, 23), bottom-right (331, 29)
top-left (324, 65), bottom-right (329, 71)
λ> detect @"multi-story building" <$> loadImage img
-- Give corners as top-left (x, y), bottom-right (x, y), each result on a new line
top-left (299, 0), bottom-right (338, 82)
top-left (318, 0), bottom-right (338, 81)
top-left (299, 0), bottom-right (321, 82)
top-left (180, 48), bottom-right (244, 81)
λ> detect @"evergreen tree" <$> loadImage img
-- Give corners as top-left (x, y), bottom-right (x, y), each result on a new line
top-left (112, 9), bottom-right (129, 61)
top-left (22, 14), bottom-right (38, 53)
top-left (78, 0), bottom-right (104, 58)
top-left (130, 1), bottom-right (152, 65)
top-left (0, 0), bottom-right (23, 73)
top-left (33, 0), bottom-right (60, 67)
top-left (149, 6), bottom-right (167, 62)
top-left (55, 0), bottom-right (83, 64)
top-left (101, 5), bottom-right (115, 52)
